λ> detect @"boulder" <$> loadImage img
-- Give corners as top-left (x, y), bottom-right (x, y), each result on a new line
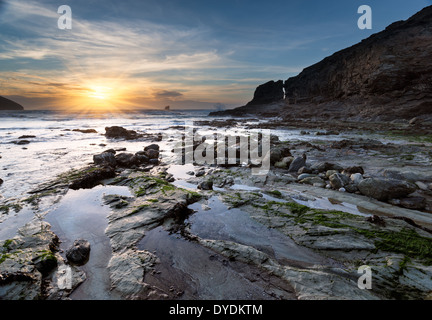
top-left (144, 144), bottom-right (160, 152)
top-left (198, 179), bottom-right (213, 190)
top-left (134, 151), bottom-right (150, 164)
top-left (350, 173), bottom-right (364, 185)
top-left (288, 154), bottom-right (307, 172)
top-left (329, 173), bottom-right (351, 190)
top-left (69, 167), bottom-right (116, 190)
top-left (105, 126), bottom-right (141, 140)
top-left (93, 152), bottom-right (116, 167)
top-left (357, 178), bottom-right (417, 201)
top-left (66, 239), bottom-right (91, 265)
top-left (145, 149), bottom-right (159, 160)
top-left (115, 153), bottom-right (138, 167)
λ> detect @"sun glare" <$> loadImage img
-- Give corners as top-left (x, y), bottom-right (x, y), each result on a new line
top-left (89, 86), bottom-right (111, 100)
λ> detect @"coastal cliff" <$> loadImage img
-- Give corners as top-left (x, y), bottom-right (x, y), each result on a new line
top-left (211, 6), bottom-right (432, 121)
top-left (0, 96), bottom-right (24, 111)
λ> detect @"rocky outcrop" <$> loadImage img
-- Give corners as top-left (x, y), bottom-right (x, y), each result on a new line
top-left (211, 6), bottom-right (432, 121)
top-left (281, 6), bottom-right (432, 121)
top-left (0, 96), bottom-right (24, 111)
top-left (0, 220), bottom-right (85, 299)
top-left (246, 80), bottom-right (284, 106)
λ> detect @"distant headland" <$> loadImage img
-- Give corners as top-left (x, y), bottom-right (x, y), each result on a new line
top-left (0, 96), bottom-right (24, 111)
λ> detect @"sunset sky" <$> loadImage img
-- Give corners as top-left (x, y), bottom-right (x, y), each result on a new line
top-left (0, 0), bottom-right (430, 111)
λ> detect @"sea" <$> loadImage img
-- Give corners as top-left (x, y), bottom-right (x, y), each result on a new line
top-left (0, 108), bottom-right (343, 202)
top-left (0, 109), bottom-right (216, 200)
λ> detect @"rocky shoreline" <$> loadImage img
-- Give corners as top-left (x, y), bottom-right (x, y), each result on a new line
top-left (1, 122), bottom-right (432, 300)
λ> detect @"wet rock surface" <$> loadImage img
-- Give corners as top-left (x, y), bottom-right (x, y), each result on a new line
top-left (2, 117), bottom-right (432, 300)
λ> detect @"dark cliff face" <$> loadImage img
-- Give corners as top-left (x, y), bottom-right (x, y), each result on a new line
top-left (283, 5), bottom-right (432, 120)
top-left (0, 96), bottom-right (24, 111)
top-left (284, 6), bottom-right (432, 121)
top-left (246, 80), bottom-right (284, 106)
top-left (211, 6), bottom-right (432, 121)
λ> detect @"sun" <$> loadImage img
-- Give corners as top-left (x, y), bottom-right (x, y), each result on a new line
top-left (88, 86), bottom-right (111, 100)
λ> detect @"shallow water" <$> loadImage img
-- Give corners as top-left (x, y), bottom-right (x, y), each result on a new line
top-left (45, 185), bottom-right (131, 300)
top-left (188, 196), bottom-right (330, 267)
top-left (138, 226), bottom-right (295, 299)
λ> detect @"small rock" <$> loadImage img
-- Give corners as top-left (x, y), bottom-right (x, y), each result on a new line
top-left (298, 173), bottom-right (316, 181)
top-left (198, 180), bottom-right (213, 190)
top-left (350, 173), bottom-right (364, 185)
top-left (0, 178), bottom-right (3, 185)
top-left (13, 140), bottom-right (30, 145)
top-left (115, 153), bottom-right (138, 167)
top-left (415, 181), bottom-right (429, 191)
top-left (274, 161), bottom-right (288, 169)
top-left (366, 215), bottom-right (386, 227)
top-left (144, 144), bottom-right (160, 152)
top-left (72, 129), bottom-right (97, 134)
top-left (149, 158), bottom-right (159, 165)
top-left (409, 117), bottom-right (422, 126)
top-left (300, 176), bottom-right (326, 188)
top-left (195, 170), bottom-right (205, 177)
top-left (105, 126), bottom-right (141, 140)
top-left (186, 171), bottom-right (195, 176)
top-left (66, 239), bottom-right (91, 265)
top-left (325, 170), bottom-right (339, 178)
top-left (298, 166), bottom-right (312, 174)
top-left (338, 187), bottom-right (346, 192)
top-left (93, 152), bottom-right (117, 167)
top-left (145, 149), bottom-right (160, 160)
top-left (288, 154), bottom-right (307, 172)
top-left (329, 173), bottom-right (351, 189)
top-left (344, 184), bottom-right (358, 193)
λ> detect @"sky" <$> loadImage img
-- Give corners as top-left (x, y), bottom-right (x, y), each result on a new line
top-left (0, 0), bottom-right (430, 111)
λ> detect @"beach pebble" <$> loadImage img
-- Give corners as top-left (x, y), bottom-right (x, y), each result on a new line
top-left (415, 181), bottom-right (429, 191)
top-left (339, 187), bottom-right (346, 192)
top-left (351, 173), bottom-right (363, 185)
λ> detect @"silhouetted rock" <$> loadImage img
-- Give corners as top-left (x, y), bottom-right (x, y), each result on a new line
top-left (246, 80), bottom-right (284, 106)
top-left (69, 167), bottom-right (116, 190)
top-left (105, 126), bottom-right (142, 140)
top-left (0, 96), bottom-right (24, 110)
top-left (211, 6), bottom-right (432, 122)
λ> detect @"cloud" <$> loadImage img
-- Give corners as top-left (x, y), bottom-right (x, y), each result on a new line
top-left (152, 90), bottom-right (184, 100)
